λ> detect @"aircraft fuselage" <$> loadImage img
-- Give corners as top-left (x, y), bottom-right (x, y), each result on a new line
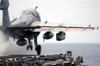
top-left (5, 9), bottom-right (41, 40)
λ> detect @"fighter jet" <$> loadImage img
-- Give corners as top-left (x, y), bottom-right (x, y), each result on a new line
top-left (0, 0), bottom-right (97, 55)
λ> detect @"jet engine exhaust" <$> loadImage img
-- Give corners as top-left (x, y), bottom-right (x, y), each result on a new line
top-left (16, 38), bottom-right (27, 46)
top-left (56, 31), bottom-right (66, 41)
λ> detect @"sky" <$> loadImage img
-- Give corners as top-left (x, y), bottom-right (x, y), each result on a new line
top-left (0, 0), bottom-right (100, 43)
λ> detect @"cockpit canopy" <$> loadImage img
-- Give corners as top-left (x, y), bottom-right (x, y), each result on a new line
top-left (23, 9), bottom-right (40, 17)
top-left (19, 9), bottom-right (41, 21)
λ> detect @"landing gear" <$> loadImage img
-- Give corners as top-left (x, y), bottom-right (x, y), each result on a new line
top-left (26, 32), bottom-right (41, 55)
top-left (35, 45), bottom-right (41, 55)
top-left (26, 44), bottom-right (33, 50)
top-left (26, 37), bottom-right (41, 55)
top-left (26, 40), bottom-right (33, 50)
top-left (34, 32), bottom-right (41, 55)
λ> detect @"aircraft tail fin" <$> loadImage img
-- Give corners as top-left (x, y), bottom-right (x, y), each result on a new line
top-left (0, 0), bottom-right (10, 29)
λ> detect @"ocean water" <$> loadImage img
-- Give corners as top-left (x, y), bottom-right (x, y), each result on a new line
top-left (41, 43), bottom-right (100, 66)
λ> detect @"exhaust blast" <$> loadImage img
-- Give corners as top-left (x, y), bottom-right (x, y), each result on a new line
top-left (0, 32), bottom-right (36, 56)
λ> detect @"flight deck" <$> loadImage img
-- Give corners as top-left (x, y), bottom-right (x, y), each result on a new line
top-left (0, 51), bottom-right (88, 66)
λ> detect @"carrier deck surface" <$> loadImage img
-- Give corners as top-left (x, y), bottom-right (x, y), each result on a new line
top-left (0, 51), bottom-right (88, 66)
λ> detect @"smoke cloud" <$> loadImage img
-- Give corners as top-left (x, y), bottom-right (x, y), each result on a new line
top-left (0, 31), bottom-right (36, 56)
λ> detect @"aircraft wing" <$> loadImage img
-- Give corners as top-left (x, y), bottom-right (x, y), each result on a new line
top-left (30, 21), bottom-right (97, 32)
top-left (34, 26), bottom-right (94, 32)
top-left (6, 21), bottom-right (99, 32)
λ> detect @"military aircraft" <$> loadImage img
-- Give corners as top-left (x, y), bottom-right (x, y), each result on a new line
top-left (0, 0), bottom-right (98, 55)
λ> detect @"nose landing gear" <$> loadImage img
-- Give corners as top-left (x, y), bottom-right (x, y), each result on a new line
top-left (26, 45), bottom-right (33, 50)
top-left (26, 38), bottom-right (41, 55)
top-left (26, 40), bottom-right (33, 50)
top-left (35, 45), bottom-right (41, 55)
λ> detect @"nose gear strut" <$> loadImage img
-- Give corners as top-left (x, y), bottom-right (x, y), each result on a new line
top-left (26, 32), bottom-right (41, 55)
top-left (35, 45), bottom-right (41, 55)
